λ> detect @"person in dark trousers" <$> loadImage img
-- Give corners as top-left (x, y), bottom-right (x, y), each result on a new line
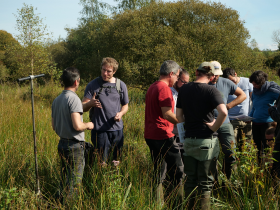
top-left (249, 70), bottom-right (280, 164)
top-left (82, 57), bottom-right (129, 166)
top-left (52, 67), bottom-right (94, 203)
top-left (144, 60), bottom-right (184, 207)
top-left (209, 61), bottom-right (246, 182)
top-left (176, 62), bottom-right (227, 210)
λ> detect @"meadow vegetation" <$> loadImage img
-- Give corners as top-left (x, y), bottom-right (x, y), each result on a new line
top-left (1, 78), bottom-right (280, 209)
top-left (1, 0), bottom-right (280, 208)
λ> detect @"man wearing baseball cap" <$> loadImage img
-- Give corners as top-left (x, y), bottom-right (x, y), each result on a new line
top-left (176, 62), bottom-right (227, 209)
top-left (209, 61), bottom-right (246, 183)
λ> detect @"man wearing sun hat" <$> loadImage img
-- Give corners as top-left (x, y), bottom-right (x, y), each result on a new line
top-left (176, 62), bottom-right (227, 209)
top-left (209, 61), bottom-right (246, 182)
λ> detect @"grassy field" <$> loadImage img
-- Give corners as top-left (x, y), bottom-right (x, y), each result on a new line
top-left (0, 81), bottom-right (280, 209)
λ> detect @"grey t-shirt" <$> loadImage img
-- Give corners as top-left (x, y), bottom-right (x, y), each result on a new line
top-left (209, 77), bottom-right (237, 124)
top-left (228, 77), bottom-right (253, 119)
top-left (52, 90), bottom-right (85, 141)
top-left (84, 78), bottom-right (129, 131)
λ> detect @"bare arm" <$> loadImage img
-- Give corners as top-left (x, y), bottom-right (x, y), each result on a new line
top-left (161, 107), bottom-right (179, 125)
top-left (71, 112), bottom-right (94, 131)
top-left (205, 104), bottom-right (227, 132)
top-left (114, 103), bottom-right (129, 122)
top-left (226, 87), bottom-right (246, 110)
top-left (176, 108), bottom-right (184, 123)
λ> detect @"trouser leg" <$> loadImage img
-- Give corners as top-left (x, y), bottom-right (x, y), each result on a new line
top-left (145, 138), bottom-right (184, 206)
top-left (107, 129), bottom-right (124, 161)
top-left (183, 155), bottom-right (198, 210)
top-left (252, 123), bottom-right (271, 164)
top-left (58, 140), bottom-right (85, 202)
top-left (91, 130), bottom-right (110, 162)
top-left (217, 123), bottom-right (236, 179)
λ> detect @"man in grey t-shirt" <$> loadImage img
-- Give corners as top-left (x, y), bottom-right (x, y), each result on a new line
top-left (209, 61), bottom-right (246, 181)
top-left (52, 67), bottom-right (94, 202)
top-left (82, 57), bottom-right (129, 166)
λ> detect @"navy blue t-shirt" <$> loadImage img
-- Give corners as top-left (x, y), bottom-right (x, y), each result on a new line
top-left (84, 78), bottom-right (129, 131)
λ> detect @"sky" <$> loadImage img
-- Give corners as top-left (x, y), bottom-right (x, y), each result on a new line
top-left (1, 0), bottom-right (280, 50)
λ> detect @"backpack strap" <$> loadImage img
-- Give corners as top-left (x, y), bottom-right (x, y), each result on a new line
top-left (115, 77), bottom-right (121, 94)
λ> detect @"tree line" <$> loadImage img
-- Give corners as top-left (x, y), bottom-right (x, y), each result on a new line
top-left (1, 0), bottom-right (279, 88)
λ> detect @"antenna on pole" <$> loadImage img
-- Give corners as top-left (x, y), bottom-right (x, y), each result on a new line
top-left (17, 74), bottom-right (45, 195)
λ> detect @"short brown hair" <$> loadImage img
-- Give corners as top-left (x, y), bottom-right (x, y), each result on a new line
top-left (197, 69), bottom-right (214, 79)
top-left (101, 57), bottom-right (119, 72)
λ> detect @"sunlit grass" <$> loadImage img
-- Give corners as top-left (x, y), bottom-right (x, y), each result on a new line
top-left (1, 82), bottom-right (280, 209)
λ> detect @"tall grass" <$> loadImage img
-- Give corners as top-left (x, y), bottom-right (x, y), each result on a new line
top-left (0, 82), bottom-right (280, 209)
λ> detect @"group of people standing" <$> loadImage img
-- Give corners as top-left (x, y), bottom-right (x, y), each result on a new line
top-left (144, 60), bottom-right (280, 209)
top-left (51, 57), bottom-right (280, 208)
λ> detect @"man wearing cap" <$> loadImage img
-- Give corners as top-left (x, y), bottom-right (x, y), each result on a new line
top-left (209, 61), bottom-right (246, 182)
top-left (222, 68), bottom-right (253, 144)
top-left (176, 62), bottom-right (227, 209)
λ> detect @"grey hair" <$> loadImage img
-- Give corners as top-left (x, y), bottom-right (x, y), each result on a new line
top-left (159, 60), bottom-right (180, 76)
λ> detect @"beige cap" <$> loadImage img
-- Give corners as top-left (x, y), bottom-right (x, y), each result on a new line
top-left (197, 62), bottom-right (215, 74)
top-left (210, 61), bottom-right (223, 75)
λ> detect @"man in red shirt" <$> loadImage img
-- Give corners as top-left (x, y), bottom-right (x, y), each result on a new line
top-left (144, 60), bottom-right (183, 206)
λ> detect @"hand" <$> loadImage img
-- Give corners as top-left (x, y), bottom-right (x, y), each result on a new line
top-left (226, 104), bottom-right (231, 110)
top-left (87, 122), bottom-right (94, 130)
top-left (205, 119), bottom-right (216, 131)
top-left (89, 92), bottom-right (102, 109)
top-left (114, 112), bottom-right (123, 122)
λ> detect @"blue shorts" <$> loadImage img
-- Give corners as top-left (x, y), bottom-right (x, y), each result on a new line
top-left (91, 128), bottom-right (124, 162)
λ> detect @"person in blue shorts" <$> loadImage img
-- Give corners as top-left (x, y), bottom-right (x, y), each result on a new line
top-left (82, 57), bottom-right (129, 166)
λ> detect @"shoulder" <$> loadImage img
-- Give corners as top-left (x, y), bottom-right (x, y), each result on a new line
top-left (119, 79), bottom-right (128, 89)
top-left (86, 77), bottom-right (102, 88)
top-left (220, 77), bottom-right (237, 90)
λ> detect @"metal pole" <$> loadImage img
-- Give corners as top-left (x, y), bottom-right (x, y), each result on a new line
top-left (17, 74), bottom-right (45, 195)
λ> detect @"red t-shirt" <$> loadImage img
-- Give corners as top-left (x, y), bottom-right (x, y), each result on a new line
top-left (144, 81), bottom-right (175, 140)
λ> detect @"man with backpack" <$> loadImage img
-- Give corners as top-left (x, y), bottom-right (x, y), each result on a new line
top-left (82, 57), bottom-right (129, 166)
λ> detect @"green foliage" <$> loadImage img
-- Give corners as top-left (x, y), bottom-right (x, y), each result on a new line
top-left (2, 83), bottom-right (280, 209)
top-left (5, 4), bottom-right (57, 80)
top-left (0, 30), bottom-right (20, 81)
top-left (53, 0), bottom-right (265, 88)
top-left (263, 50), bottom-right (280, 69)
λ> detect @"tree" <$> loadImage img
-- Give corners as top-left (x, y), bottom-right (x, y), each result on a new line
top-left (249, 39), bottom-right (259, 51)
top-left (102, 0), bottom-right (264, 87)
top-left (0, 30), bottom-right (20, 81)
top-left (56, 0), bottom-right (265, 87)
top-left (272, 29), bottom-right (280, 48)
top-left (6, 4), bottom-right (57, 79)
